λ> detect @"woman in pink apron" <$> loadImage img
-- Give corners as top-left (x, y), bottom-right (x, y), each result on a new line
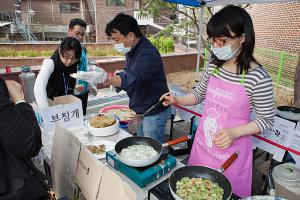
top-left (161, 5), bottom-right (275, 198)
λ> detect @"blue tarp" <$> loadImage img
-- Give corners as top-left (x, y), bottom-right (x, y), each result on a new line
top-left (164, 0), bottom-right (203, 7)
top-left (163, 0), bottom-right (295, 7)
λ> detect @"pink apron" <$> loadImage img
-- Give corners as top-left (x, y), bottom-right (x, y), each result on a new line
top-left (188, 69), bottom-right (252, 198)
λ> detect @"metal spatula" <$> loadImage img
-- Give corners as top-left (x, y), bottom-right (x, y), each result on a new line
top-left (127, 100), bottom-right (163, 134)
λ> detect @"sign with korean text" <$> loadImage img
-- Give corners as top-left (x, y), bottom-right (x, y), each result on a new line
top-left (33, 95), bottom-right (84, 133)
top-left (253, 116), bottom-right (297, 161)
top-left (260, 116), bottom-right (296, 146)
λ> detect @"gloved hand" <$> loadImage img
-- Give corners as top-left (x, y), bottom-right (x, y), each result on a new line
top-left (89, 83), bottom-right (98, 96)
top-left (71, 67), bottom-right (108, 84)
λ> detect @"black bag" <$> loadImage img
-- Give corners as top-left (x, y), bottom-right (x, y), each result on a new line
top-left (25, 160), bottom-right (56, 200)
top-left (0, 176), bottom-right (25, 197)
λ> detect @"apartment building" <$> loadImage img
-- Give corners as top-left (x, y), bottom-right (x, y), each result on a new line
top-left (0, 0), bottom-right (142, 42)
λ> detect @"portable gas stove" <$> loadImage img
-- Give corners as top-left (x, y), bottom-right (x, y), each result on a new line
top-left (106, 151), bottom-right (177, 188)
top-left (148, 178), bottom-right (241, 200)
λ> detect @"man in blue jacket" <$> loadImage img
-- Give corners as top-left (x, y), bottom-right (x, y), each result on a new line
top-left (105, 13), bottom-right (170, 142)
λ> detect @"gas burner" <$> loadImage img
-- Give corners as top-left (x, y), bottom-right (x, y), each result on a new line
top-left (106, 151), bottom-right (176, 188)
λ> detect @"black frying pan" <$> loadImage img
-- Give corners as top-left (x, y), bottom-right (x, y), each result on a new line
top-left (115, 135), bottom-right (191, 167)
top-left (169, 152), bottom-right (239, 200)
top-left (277, 106), bottom-right (300, 113)
top-left (277, 106), bottom-right (300, 121)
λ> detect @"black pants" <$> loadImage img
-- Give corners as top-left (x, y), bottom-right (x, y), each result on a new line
top-left (75, 92), bottom-right (88, 115)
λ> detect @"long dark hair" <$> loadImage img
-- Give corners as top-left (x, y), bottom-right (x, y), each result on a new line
top-left (59, 37), bottom-right (82, 60)
top-left (207, 5), bottom-right (259, 74)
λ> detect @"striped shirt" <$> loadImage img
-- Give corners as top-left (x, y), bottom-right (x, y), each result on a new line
top-left (192, 64), bottom-right (275, 132)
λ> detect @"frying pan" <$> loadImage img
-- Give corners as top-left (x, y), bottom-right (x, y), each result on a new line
top-left (276, 106), bottom-right (300, 121)
top-left (169, 152), bottom-right (239, 200)
top-left (115, 135), bottom-right (191, 167)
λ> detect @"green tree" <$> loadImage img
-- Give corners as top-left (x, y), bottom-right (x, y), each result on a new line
top-left (141, 0), bottom-right (213, 49)
top-left (143, 0), bottom-right (214, 33)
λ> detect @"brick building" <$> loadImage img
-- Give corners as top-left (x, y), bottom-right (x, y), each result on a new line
top-left (247, 2), bottom-right (300, 54)
top-left (0, 1), bottom-right (299, 52)
top-left (0, 0), bottom-right (142, 42)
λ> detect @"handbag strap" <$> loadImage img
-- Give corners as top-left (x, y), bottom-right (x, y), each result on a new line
top-left (25, 160), bottom-right (57, 200)
top-left (25, 160), bottom-right (49, 189)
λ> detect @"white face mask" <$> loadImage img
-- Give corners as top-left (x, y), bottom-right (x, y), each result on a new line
top-left (114, 43), bottom-right (131, 54)
top-left (211, 43), bottom-right (241, 60)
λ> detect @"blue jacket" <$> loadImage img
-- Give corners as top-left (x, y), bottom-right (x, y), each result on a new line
top-left (117, 37), bottom-right (169, 116)
top-left (78, 47), bottom-right (89, 94)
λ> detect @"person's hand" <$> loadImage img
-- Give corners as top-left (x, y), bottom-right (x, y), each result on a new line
top-left (71, 68), bottom-right (108, 84)
top-left (103, 72), bottom-right (113, 87)
top-left (213, 128), bottom-right (238, 148)
top-left (159, 92), bottom-right (177, 106)
top-left (88, 83), bottom-right (98, 96)
top-left (5, 80), bottom-right (24, 104)
top-left (74, 84), bottom-right (85, 93)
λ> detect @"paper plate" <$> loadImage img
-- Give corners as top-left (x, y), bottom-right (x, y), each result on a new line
top-left (70, 73), bottom-right (92, 82)
top-left (85, 140), bottom-right (116, 159)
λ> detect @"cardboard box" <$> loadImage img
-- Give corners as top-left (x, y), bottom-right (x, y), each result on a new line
top-left (33, 95), bottom-right (84, 133)
top-left (256, 161), bottom-right (300, 200)
top-left (274, 182), bottom-right (300, 200)
top-left (97, 166), bottom-right (136, 200)
top-left (75, 145), bottom-right (105, 200)
top-left (51, 124), bottom-right (81, 199)
top-left (75, 147), bottom-right (136, 200)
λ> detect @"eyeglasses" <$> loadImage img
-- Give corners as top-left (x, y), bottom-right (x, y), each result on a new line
top-left (75, 32), bottom-right (85, 36)
top-left (206, 36), bottom-right (237, 47)
top-left (60, 52), bottom-right (78, 62)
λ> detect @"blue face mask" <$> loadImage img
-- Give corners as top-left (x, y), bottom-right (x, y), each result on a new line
top-left (211, 44), bottom-right (241, 60)
top-left (114, 43), bottom-right (131, 55)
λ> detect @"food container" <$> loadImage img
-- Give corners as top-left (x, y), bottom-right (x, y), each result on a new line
top-left (272, 162), bottom-right (300, 195)
top-left (85, 114), bottom-right (119, 137)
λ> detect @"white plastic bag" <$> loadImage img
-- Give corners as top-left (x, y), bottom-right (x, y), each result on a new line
top-left (71, 67), bottom-right (107, 84)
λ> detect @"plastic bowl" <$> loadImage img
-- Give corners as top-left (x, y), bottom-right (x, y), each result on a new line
top-left (86, 115), bottom-right (119, 137)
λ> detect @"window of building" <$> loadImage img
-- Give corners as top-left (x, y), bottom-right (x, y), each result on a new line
top-left (107, 0), bottom-right (125, 6)
top-left (60, 3), bottom-right (80, 13)
top-left (0, 13), bottom-right (11, 21)
top-left (134, 1), bottom-right (140, 10)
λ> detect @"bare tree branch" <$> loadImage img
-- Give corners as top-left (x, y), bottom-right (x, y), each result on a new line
top-left (192, 8), bottom-right (199, 33)
top-left (243, 4), bottom-right (250, 9)
top-left (206, 7), bottom-right (213, 16)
